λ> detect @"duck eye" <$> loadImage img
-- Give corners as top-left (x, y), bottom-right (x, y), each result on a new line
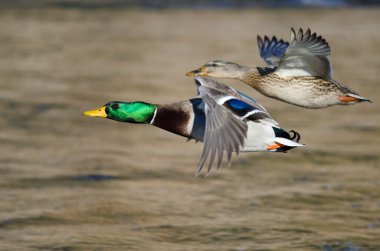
top-left (111, 103), bottom-right (119, 109)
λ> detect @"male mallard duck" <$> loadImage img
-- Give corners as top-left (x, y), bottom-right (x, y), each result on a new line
top-left (186, 28), bottom-right (371, 109)
top-left (83, 76), bottom-right (303, 176)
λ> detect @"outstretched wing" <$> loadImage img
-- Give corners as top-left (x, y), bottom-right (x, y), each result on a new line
top-left (194, 76), bottom-right (273, 121)
top-left (193, 77), bottom-right (276, 176)
top-left (275, 28), bottom-right (332, 79)
top-left (197, 86), bottom-right (247, 176)
top-left (257, 35), bottom-right (289, 66)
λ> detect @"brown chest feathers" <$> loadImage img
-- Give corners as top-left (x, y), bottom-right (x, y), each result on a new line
top-left (151, 101), bottom-right (193, 139)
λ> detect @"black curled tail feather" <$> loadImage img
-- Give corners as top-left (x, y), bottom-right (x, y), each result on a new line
top-left (274, 128), bottom-right (302, 152)
top-left (289, 130), bottom-right (301, 142)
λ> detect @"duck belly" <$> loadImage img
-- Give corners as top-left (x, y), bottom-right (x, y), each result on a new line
top-left (258, 77), bottom-right (339, 108)
top-left (241, 122), bottom-right (276, 152)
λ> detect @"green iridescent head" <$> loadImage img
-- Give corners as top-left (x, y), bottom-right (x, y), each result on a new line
top-left (83, 101), bottom-right (157, 124)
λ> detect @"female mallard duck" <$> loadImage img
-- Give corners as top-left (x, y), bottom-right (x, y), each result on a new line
top-left (83, 76), bottom-right (303, 176)
top-left (186, 28), bottom-right (371, 109)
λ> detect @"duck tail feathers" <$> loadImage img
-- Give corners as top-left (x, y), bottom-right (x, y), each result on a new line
top-left (347, 93), bottom-right (372, 103)
top-left (272, 129), bottom-right (304, 152)
top-left (275, 137), bottom-right (305, 147)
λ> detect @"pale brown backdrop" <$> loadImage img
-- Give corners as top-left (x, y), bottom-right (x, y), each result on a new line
top-left (0, 7), bottom-right (379, 251)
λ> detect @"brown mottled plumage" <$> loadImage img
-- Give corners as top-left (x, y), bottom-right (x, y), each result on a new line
top-left (240, 71), bottom-right (358, 108)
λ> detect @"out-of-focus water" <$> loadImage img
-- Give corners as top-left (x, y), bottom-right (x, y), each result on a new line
top-left (0, 0), bottom-right (380, 9)
top-left (39, 0), bottom-right (359, 9)
top-left (0, 8), bottom-right (379, 251)
top-left (1, 0), bottom-right (380, 9)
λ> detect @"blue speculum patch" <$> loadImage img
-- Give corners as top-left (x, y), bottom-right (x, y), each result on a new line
top-left (224, 98), bottom-right (255, 117)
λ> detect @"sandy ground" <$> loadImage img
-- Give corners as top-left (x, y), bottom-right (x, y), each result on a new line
top-left (0, 8), bottom-right (379, 251)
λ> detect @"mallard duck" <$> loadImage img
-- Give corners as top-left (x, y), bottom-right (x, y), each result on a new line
top-left (83, 76), bottom-right (303, 176)
top-left (186, 28), bottom-right (371, 109)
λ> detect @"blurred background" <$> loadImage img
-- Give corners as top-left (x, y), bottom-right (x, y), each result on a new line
top-left (0, 1), bottom-right (379, 250)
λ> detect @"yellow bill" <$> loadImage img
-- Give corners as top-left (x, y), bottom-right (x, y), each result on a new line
top-left (186, 67), bottom-right (207, 76)
top-left (83, 106), bottom-right (107, 118)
